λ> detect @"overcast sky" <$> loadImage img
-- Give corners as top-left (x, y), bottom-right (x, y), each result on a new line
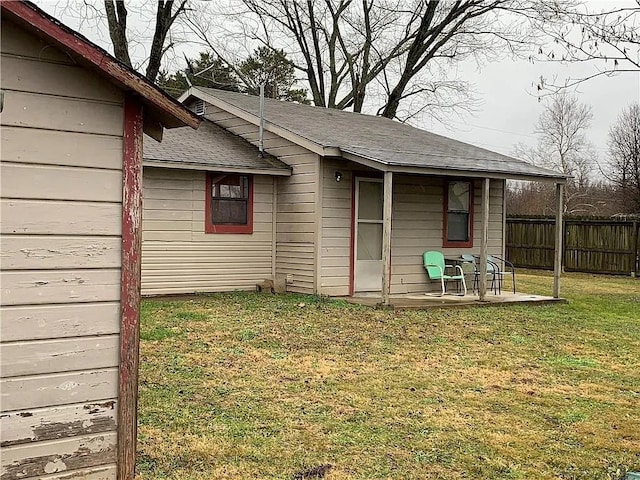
top-left (427, 51), bottom-right (639, 160)
top-left (41, 1), bottom-right (639, 165)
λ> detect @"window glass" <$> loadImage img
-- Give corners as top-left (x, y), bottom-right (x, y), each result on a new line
top-left (212, 199), bottom-right (247, 224)
top-left (448, 182), bottom-right (470, 211)
top-left (358, 181), bottom-right (383, 220)
top-left (211, 175), bottom-right (249, 225)
top-left (447, 181), bottom-right (471, 243)
top-left (447, 212), bottom-right (469, 242)
top-left (357, 223), bottom-right (383, 260)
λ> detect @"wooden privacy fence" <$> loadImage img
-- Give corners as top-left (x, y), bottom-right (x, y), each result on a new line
top-left (506, 216), bottom-right (640, 276)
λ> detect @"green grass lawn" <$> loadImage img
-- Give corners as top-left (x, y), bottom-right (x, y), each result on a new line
top-left (136, 271), bottom-right (640, 479)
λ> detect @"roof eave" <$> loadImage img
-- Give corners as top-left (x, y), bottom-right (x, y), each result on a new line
top-left (2, 1), bottom-right (200, 131)
top-left (340, 152), bottom-right (568, 184)
top-left (142, 159), bottom-right (292, 176)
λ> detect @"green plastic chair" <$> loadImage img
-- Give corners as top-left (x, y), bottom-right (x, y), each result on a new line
top-left (423, 251), bottom-right (467, 296)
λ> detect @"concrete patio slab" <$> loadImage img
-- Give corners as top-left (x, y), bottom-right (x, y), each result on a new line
top-left (346, 292), bottom-right (566, 309)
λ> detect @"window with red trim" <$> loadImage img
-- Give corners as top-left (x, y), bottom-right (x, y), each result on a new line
top-left (443, 180), bottom-right (473, 247)
top-left (205, 173), bottom-right (253, 234)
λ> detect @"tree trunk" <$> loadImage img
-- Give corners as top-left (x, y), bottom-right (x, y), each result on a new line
top-left (146, 1), bottom-right (188, 83)
top-left (104, 0), bottom-right (132, 68)
top-left (380, 77), bottom-right (410, 119)
top-left (104, 0), bottom-right (187, 83)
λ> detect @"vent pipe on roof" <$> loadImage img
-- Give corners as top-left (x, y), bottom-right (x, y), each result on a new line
top-left (259, 83), bottom-right (265, 158)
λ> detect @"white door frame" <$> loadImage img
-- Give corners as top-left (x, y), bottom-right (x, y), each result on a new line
top-left (354, 177), bottom-right (384, 292)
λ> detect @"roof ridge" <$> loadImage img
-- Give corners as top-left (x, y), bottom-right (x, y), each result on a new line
top-left (195, 86), bottom-right (400, 122)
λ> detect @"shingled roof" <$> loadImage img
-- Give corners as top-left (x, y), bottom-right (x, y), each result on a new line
top-left (186, 87), bottom-right (566, 182)
top-left (143, 119), bottom-right (291, 175)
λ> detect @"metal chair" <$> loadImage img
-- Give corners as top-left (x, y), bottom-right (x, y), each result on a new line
top-left (488, 255), bottom-right (517, 294)
top-left (423, 251), bottom-right (467, 296)
top-left (460, 254), bottom-right (500, 295)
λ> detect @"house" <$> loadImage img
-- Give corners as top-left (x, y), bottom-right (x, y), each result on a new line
top-left (0, 2), bottom-right (199, 479)
top-left (142, 119), bottom-right (291, 294)
top-left (141, 87), bottom-right (567, 301)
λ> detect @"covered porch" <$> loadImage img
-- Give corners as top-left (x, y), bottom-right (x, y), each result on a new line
top-left (333, 153), bottom-right (568, 305)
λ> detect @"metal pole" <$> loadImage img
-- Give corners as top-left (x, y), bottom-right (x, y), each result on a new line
top-left (553, 183), bottom-right (564, 298)
top-left (381, 172), bottom-right (393, 305)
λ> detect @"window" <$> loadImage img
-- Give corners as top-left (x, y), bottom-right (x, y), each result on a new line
top-left (205, 173), bottom-right (253, 234)
top-left (443, 180), bottom-right (473, 247)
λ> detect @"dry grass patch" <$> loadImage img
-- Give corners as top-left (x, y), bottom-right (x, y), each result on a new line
top-left (137, 272), bottom-right (640, 479)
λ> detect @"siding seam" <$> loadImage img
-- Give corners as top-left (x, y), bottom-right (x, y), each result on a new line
top-left (1, 87), bottom-right (123, 106)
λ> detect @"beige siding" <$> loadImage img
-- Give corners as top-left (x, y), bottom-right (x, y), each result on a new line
top-left (0, 18), bottom-right (121, 478)
top-left (318, 166), bottom-right (505, 295)
top-left (142, 167), bottom-right (275, 294)
top-left (390, 175), bottom-right (504, 294)
top-left (203, 105), bottom-right (319, 294)
top-left (319, 159), bottom-right (354, 296)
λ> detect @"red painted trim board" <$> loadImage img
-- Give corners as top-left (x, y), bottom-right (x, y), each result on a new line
top-left (117, 95), bottom-right (143, 480)
top-left (205, 173), bottom-right (254, 234)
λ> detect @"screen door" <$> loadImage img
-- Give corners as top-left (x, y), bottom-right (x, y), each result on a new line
top-left (354, 178), bottom-right (384, 292)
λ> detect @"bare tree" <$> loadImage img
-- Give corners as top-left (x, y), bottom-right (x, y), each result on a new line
top-left (103, 1), bottom-right (132, 67)
top-left (535, 92), bottom-right (595, 186)
top-left (506, 181), bottom-right (556, 215)
top-left (187, 0), bottom-right (541, 122)
top-left (531, 1), bottom-right (640, 93)
top-left (607, 103), bottom-right (640, 213)
top-left (104, 1), bottom-right (189, 82)
top-left (506, 180), bottom-right (623, 216)
top-left (514, 92), bottom-right (597, 213)
top-left (55, 1), bottom-right (190, 83)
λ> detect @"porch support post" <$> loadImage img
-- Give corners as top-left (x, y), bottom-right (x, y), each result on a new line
top-left (478, 178), bottom-right (490, 301)
top-left (381, 171), bottom-right (393, 305)
top-left (553, 182), bottom-right (564, 298)
top-left (118, 96), bottom-right (143, 480)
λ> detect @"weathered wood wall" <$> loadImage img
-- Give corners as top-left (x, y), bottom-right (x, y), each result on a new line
top-left (1, 17), bottom-right (122, 479)
top-left (506, 216), bottom-right (640, 275)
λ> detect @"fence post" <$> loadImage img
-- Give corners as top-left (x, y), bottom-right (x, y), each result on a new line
top-left (633, 220), bottom-right (638, 278)
top-left (553, 183), bottom-right (564, 298)
top-left (562, 217), bottom-right (568, 273)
